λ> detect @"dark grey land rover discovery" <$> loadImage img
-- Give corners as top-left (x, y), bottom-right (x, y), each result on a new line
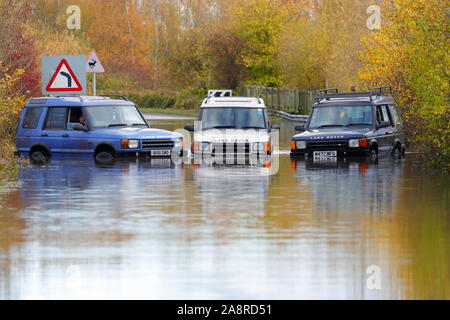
top-left (290, 86), bottom-right (406, 161)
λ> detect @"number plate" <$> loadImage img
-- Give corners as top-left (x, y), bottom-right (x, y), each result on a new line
top-left (313, 150), bottom-right (337, 159)
top-left (151, 150), bottom-right (171, 156)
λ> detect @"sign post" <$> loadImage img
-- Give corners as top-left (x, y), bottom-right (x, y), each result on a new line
top-left (42, 55), bottom-right (86, 95)
top-left (86, 51), bottom-right (105, 96)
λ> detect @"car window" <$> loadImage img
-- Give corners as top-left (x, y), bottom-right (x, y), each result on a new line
top-left (67, 107), bottom-right (84, 130)
top-left (308, 106), bottom-right (373, 129)
top-left (200, 107), bottom-right (266, 129)
top-left (84, 105), bottom-right (146, 128)
top-left (44, 107), bottom-right (68, 130)
top-left (22, 107), bottom-right (42, 129)
top-left (381, 106), bottom-right (392, 125)
top-left (389, 106), bottom-right (402, 127)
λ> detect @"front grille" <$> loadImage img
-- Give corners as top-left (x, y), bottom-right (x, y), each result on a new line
top-left (307, 140), bottom-right (347, 149)
top-left (212, 142), bottom-right (251, 153)
top-left (142, 139), bottom-right (174, 149)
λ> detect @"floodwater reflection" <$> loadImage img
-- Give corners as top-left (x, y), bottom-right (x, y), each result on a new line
top-left (0, 122), bottom-right (448, 299)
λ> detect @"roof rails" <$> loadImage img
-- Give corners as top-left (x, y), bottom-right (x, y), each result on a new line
top-left (315, 85), bottom-right (393, 103)
top-left (54, 95), bottom-right (84, 102)
top-left (370, 86), bottom-right (392, 95)
top-left (316, 88), bottom-right (339, 96)
top-left (256, 96), bottom-right (262, 104)
top-left (98, 94), bottom-right (129, 101)
top-left (29, 98), bottom-right (48, 104)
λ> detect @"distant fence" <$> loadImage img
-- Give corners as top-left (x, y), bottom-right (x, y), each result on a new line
top-left (240, 85), bottom-right (315, 115)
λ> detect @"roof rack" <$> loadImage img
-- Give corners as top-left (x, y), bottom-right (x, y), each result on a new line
top-left (315, 92), bottom-right (374, 102)
top-left (29, 98), bottom-right (48, 104)
top-left (98, 94), bottom-right (129, 101)
top-left (53, 95), bottom-right (84, 102)
top-left (316, 88), bottom-right (338, 96)
top-left (370, 86), bottom-right (392, 95)
top-left (315, 85), bottom-right (393, 103)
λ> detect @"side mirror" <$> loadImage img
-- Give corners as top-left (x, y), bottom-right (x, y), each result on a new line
top-left (295, 125), bottom-right (305, 132)
top-left (271, 124), bottom-right (280, 130)
top-left (184, 125), bottom-right (194, 132)
top-left (73, 123), bottom-right (87, 131)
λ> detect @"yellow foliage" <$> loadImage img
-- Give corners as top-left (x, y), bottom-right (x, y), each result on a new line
top-left (0, 67), bottom-right (26, 140)
top-left (360, 0), bottom-right (449, 167)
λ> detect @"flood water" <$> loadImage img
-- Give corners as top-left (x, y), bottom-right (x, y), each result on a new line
top-left (0, 117), bottom-right (448, 299)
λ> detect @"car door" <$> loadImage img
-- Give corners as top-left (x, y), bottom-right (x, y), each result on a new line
top-left (39, 107), bottom-right (68, 153)
top-left (388, 105), bottom-right (405, 146)
top-left (373, 105), bottom-right (391, 152)
top-left (62, 106), bottom-right (93, 154)
top-left (380, 105), bottom-right (396, 151)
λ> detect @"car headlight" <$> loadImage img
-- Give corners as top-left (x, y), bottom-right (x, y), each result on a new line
top-left (349, 139), bottom-right (360, 148)
top-left (252, 142), bottom-right (265, 151)
top-left (200, 142), bottom-right (211, 151)
top-left (121, 139), bottom-right (139, 149)
top-left (174, 138), bottom-right (183, 148)
top-left (295, 141), bottom-right (307, 149)
top-left (193, 142), bottom-right (211, 151)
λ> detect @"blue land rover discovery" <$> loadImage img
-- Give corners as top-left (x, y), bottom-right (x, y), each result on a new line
top-left (16, 95), bottom-right (183, 163)
top-left (290, 87), bottom-right (406, 161)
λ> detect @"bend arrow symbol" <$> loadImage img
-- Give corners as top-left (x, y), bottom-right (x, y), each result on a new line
top-left (59, 71), bottom-right (72, 87)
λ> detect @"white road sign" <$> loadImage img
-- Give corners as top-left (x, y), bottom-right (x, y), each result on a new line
top-left (208, 90), bottom-right (232, 97)
top-left (86, 51), bottom-right (105, 73)
top-left (42, 55), bottom-right (86, 95)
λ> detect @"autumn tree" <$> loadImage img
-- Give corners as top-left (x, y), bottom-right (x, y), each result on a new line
top-left (360, 0), bottom-right (449, 167)
top-left (0, 0), bottom-right (39, 95)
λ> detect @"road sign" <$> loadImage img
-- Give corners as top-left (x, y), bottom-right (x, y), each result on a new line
top-left (208, 90), bottom-right (232, 97)
top-left (42, 55), bottom-right (86, 95)
top-left (86, 51), bottom-right (105, 73)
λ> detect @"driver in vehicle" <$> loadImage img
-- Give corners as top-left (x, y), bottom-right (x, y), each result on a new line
top-left (79, 114), bottom-right (86, 126)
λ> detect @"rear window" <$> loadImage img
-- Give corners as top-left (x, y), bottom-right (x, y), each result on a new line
top-left (44, 107), bottom-right (68, 130)
top-left (22, 107), bottom-right (42, 129)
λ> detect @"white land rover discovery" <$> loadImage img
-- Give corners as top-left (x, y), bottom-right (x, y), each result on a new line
top-left (184, 96), bottom-right (279, 164)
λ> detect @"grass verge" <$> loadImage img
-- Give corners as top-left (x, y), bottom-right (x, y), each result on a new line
top-left (139, 108), bottom-right (198, 117)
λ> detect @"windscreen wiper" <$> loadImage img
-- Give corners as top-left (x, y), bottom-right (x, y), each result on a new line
top-left (208, 126), bottom-right (236, 129)
top-left (108, 123), bottom-right (127, 127)
top-left (239, 126), bottom-right (265, 129)
top-left (344, 123), bottom-right (371, 127)
top-left (315, 124), bottom-right (344, 129)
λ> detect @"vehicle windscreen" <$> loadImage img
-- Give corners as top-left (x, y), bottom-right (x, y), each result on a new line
top-left (84, 105), bottom-right (147, 128)
top-left (200, 107), bottom-right (266, 130)
top-left (308, 106), bottom-right (373, 130)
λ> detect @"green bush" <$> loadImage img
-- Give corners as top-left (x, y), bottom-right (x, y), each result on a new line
top-left (124, 89), bottom-right (205, 110)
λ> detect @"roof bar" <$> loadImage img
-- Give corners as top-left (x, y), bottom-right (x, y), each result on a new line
top-left (370, 86), bottom-right (392, 95)
top-left (98, 94), bottom-right (129, 101)
top-left (316, 88), bottom-right (338, 97)
top-left (53, 95), bottom-right (84, 102)
top-left (315, 92), bottom-right (375, 102)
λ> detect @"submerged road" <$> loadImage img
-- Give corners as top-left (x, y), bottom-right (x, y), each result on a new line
top-left (0, 116), bottom-right (448, 299)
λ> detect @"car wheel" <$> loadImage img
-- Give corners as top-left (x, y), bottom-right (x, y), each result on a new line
top-left (95, 151), bottom-right (114, 163)
top-left (392, 145), bottom-right (402, 159)
top-left (369, 148), bottom-right (378, 161)
top-left (30, 149), bottom-right (49, 164)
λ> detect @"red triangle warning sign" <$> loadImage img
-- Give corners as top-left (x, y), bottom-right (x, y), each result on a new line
top-left (45, 59), bottom-right (83, 92)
